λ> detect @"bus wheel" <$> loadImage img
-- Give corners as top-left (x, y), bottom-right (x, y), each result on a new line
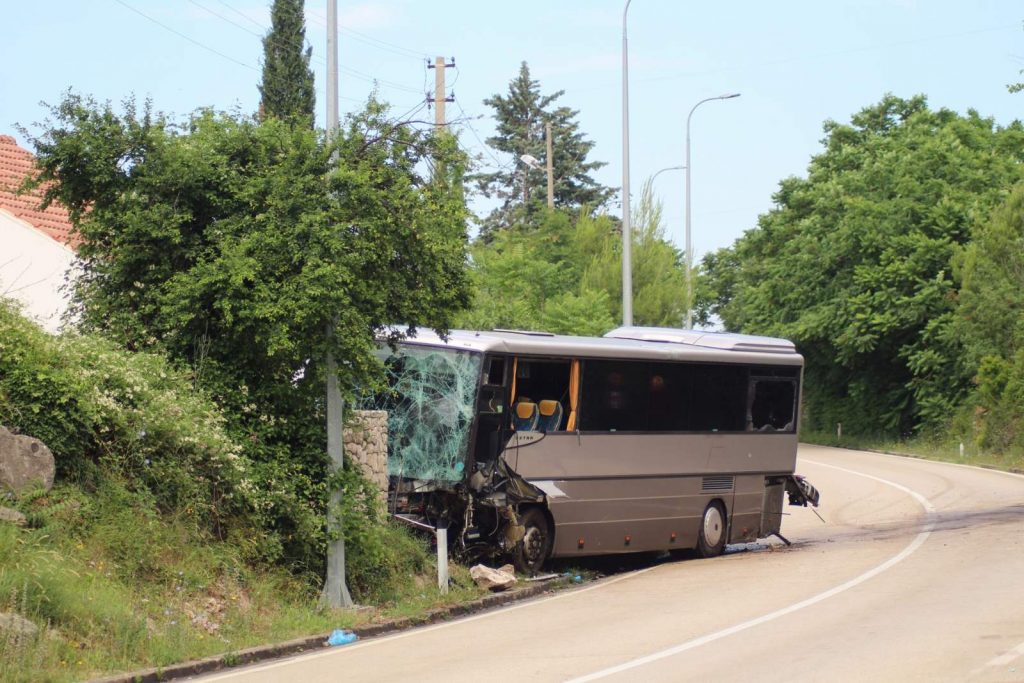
top-left (697, 501), bottom-right (727, 558)
top-left (514, 507), bottom-right (552, 574)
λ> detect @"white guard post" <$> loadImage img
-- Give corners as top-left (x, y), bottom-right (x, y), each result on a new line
top-left (436, 522), bottom-right (449, 594)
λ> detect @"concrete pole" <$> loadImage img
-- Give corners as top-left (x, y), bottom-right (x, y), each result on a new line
top-left (621, 0), bottom-right (633, 327)
top-left (434, 56), bottom-right (446, 126)
top-left (545, 122), bottom-right (554, 209)
top-left (321, 0), bottom-right (354, 610)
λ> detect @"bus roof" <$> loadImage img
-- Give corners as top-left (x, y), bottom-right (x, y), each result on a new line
top-left (393, 326), bottom-right (802, 366)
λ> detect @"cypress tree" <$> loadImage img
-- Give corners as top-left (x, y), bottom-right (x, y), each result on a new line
top-left (259, 0), bottom-right (315, 125)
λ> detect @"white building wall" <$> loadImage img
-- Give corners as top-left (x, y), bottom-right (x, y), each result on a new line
top-left (0, 209), bottom-right (78, 333)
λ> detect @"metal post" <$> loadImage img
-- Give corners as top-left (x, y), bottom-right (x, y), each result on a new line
top-left (621, 0), bottom-right (633, 327)
top-left (545, 122), bottom-right (554, 209)
top-left (321, 0), bottom-right (354, 610)
top-left (684, 93), bottom-right (740, 329)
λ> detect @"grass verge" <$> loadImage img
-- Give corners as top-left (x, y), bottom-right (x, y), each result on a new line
top-left (801, 430), bottom-right (1024, 473)
top-left (0, 478), bottom-right (488, 683)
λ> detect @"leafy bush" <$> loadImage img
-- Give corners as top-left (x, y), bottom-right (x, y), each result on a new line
top-left (0, 298), bottom-right (438, 601)
top-left (0, 298), bottom-right (250, 533)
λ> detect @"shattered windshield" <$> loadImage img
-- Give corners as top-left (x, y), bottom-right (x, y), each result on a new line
top-left (365, 344), bottom-right (482, 483)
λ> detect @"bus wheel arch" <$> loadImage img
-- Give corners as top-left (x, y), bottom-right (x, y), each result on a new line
top-left (514, 504), bottom-right (554, 574)
top-left (697, 499), bottom-right (728, 558)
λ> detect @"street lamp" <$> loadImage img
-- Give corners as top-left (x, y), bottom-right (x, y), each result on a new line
top-left (684, 92), bottom-right (740, 329)
top-left (651, 165), bottom-right (685, 184)
top-left (621, 0), bottom-right (634, 326)
top-left (519, 154), bottom-right (543, 170)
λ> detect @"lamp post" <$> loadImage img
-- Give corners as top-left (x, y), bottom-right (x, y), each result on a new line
top-left (649, 166), bottom-right (685, 327)
top-left (621, 0), bottom-right (634, 326)
top-left (651, 165), bottom-right (685, 184)
top-left (685, 93), bottom-right (740, 329)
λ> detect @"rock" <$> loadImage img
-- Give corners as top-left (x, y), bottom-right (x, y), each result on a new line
top-left (0, 506), bottom-right (26, 526)
top-left (0, 426), bottom-right (55, 494)
top-left (0, 612), bottom-right (39, 645)
top-left (469, 563), bottom-right (517, 591)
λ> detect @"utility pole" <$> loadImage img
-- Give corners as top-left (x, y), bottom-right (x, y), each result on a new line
top-left (545, 122), bottom-right (554, 209)
top-left (321, 0), bottom-right (354, 610)
top-left (426, 56), bottom-right (455, 126)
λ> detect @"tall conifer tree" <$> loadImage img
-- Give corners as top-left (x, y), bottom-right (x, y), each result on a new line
top-left (474, 62), bottom-right (613, 236)
top-left (259, 0), bottom-right (315, 125)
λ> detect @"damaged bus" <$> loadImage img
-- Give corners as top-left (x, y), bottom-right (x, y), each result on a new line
top-left (365, 326), bottom-right (819, 572)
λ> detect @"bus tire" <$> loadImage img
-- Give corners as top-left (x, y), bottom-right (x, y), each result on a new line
top-left (514, 507), bottom-right (553, 574)
top-left (697, 500), bottom-right (727, 558)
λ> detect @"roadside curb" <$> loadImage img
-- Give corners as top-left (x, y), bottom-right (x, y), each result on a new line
top-left (88, 582), bottom-right (554, 683)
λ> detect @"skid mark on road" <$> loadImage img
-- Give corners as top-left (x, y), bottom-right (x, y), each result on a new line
top-left (565, 459), bottom-right (937, 683)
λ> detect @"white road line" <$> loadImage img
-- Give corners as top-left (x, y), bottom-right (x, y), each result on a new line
top-left (972, 639), bottom-right (1024, 675)
top-left (565, 459), bottom-right (936, 683)
top-left (198, 565), bottom-right (659, 681)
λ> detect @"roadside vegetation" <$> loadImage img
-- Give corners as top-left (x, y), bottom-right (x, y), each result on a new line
top-left (701, 95), bottom-right (1024, 460)
top-left (0, 298), bottom-right (486, 682)
top-left (802, 430), bottom-right (1024, 474)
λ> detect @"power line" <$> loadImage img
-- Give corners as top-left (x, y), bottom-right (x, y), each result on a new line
top-left (178, 0), bottom-right (424, 97)
top-left (188, 0), bottom-right (262, 38)
top-left (113, 0), bottom-right (372, 104)
top-left (113, 0), bottom-right (258, 71)
top-left (305, 6), bottom-right (430, 60)
top-left (210, 0), bottom-right (266, 31)
top-left (452, 95), bottom-right (511, 172)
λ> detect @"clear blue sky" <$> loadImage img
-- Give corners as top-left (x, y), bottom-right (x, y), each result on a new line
top-left (2, 1), bottom-right (1021, 259)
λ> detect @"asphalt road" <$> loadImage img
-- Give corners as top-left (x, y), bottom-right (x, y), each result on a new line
top-left (197, 445), bottom-right (1024, 682)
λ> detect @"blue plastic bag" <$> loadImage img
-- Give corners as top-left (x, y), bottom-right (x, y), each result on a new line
top-left (327, 629), bottom-right (358, 646)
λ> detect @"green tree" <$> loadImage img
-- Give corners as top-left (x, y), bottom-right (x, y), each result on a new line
top-left (457, 180), bottom-right (688, 334)
top-left (259, 0), bottom-right (315, 124)
top-left (705, 95), bottom-right (1024, 435)
top-left (955, 184), bottom-right (1024, 450)
top-left (24, 93), bottom-right (471, 570)
top-left (579, 180), bottom-right (688, 328)
top-left (473, 62), bottom-right (614, 235)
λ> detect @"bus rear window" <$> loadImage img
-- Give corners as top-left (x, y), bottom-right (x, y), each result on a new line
top-left (749, 378), bottom-right (796, 431)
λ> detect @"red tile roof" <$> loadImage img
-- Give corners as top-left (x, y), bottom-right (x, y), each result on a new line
top-left (0, 135), bottom-right (78, 249)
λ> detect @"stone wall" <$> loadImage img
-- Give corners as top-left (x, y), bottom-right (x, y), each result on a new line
top-left (343, 410), bottom-right (388, 506)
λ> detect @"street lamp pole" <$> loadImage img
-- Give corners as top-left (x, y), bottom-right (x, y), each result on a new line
top-left (685, 93), bottom-right (739, 329)
top-left (621, 0), bottom-right (633, 327)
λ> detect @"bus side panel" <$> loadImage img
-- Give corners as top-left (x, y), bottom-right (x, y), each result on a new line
top-left (707, 434), bottom-right (798, 475)
top-left (509, 433), bottom-right (798, 479)
top-left (509, 433), bottom-right (797, 556)
top-left (730, 474), bottom-right (766, 543)
top-left (544, 476), bottom-right (710, 556)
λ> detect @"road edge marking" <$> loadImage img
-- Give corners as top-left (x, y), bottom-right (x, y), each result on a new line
top-left (564, 459), bottom-right (936, 683)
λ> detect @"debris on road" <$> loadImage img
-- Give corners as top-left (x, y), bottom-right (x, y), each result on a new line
top-left (469, 563), bottom-right (517, 591)
top-left (326, 629), bottom-right (358, 647)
